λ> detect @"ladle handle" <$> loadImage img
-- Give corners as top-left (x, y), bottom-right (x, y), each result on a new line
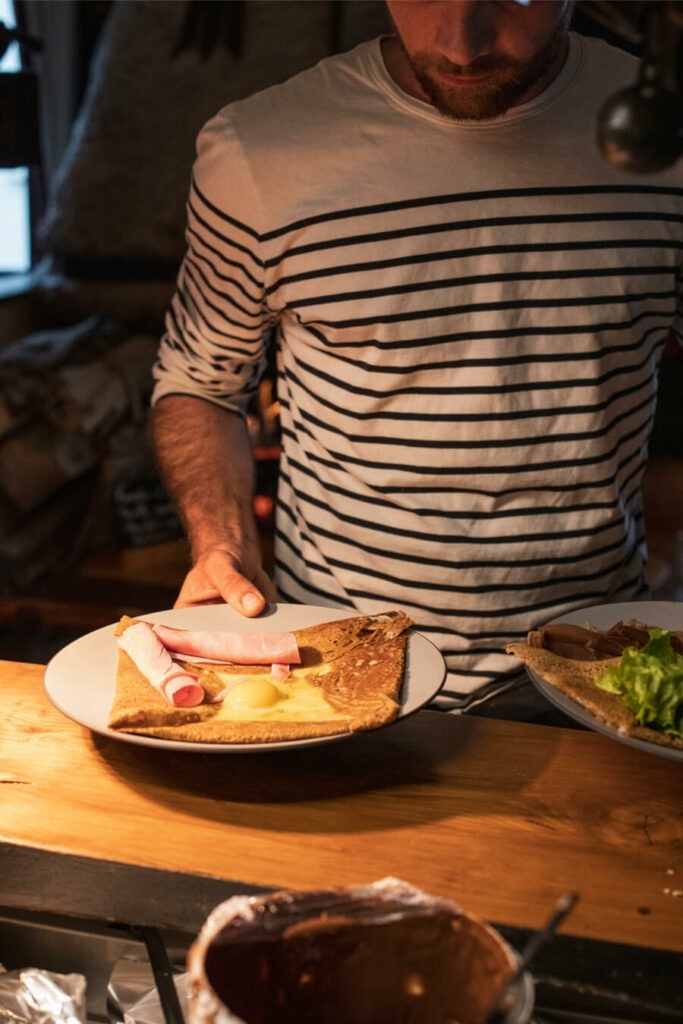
top-left (486, 891), bottom-right (579, 1023)
top-left (517, 890), bottom-right (579, 971)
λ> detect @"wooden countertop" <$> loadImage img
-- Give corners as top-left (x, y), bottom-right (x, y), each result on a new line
top-left (2, 659), bottom-right (682, 952)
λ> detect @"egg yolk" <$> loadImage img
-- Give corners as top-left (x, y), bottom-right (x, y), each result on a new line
top-left (224, 678), bottom-right (281, 710)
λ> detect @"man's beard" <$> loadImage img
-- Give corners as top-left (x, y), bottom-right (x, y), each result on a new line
top-left (403, 13), bottom-right (571, 121)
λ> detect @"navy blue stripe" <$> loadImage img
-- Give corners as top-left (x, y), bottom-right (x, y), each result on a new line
top-left (323, 570), bottom-right (646, 621)
top-left (288, 429), bottom-right (644, 494)
top-left (301, 306), bottom-right (672, 353)
top-left (282, 452), bottom-right (642, 521)
top-left (287, 264), bottom-right (675, 312)
top-left (182, 265), bottom-right (269, 339)
top-left (266, 238), bottom-right (682, 295)
top-left (261, 183), bottom-right (683, 242)
top-left (192, 177), bottom-right (261, 244)
top-left (315, 288), bottom-right (676, 330)
top-left (265, 212), bottom-right (683, 266)
top-left (320, 546), bottom-right (638, 596)
top-left (186, 230), bottom-right (263, 301)
top-left (184, 260), bottom-right (265, 325)
top-left (287, 333), bottom-right (661, 396)
top-left (283, 355), bottom-right (655, 423)
top-left (277, 467), bottom-right (638, 549)
top-left (280, 385), bottom-right (654, 450)
top-left (185, 254), bottom-right (264, 321)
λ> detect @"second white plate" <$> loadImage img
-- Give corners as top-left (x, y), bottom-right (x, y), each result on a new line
top-left (527, 601), bottom-right (683, 762)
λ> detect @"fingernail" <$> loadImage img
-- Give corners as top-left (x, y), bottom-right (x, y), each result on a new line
top-left (242, 593), bottom-right (262, 614)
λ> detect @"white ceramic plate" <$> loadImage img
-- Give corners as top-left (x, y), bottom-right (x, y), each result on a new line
top-left (44, 603), bottom-right (446, 753)
top-left (526, 601), bottom-right (683, 762)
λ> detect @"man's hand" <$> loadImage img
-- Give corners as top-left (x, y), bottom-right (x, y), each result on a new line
top-left (176, 540), bottom-right (277, 614)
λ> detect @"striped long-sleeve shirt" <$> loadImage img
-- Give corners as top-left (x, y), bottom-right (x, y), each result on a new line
top-left (153, 32), bottom-right (683, 702)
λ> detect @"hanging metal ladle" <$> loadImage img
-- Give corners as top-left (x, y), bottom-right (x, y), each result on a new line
top-left (597, 57), bottom-right (681, 173)
top-left (485, 891), bottom-right (580, 1024)
top-left (595, 0), bottom-right (682, 173)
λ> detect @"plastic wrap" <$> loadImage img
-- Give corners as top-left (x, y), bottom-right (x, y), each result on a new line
top-left (108, 957), bottom-right (189, 1024)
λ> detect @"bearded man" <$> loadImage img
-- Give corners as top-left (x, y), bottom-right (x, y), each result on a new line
top-left (151, 1), bottom-right (683, 717)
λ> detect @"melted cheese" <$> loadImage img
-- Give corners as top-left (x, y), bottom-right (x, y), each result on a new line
top-left (211, 665), bottom-right (345, 723)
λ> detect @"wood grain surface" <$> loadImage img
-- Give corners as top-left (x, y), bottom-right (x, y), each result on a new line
top-left (2, 660), bottom-right (682, 951)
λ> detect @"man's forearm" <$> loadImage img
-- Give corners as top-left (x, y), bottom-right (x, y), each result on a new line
top-left (152, 395), bottom-right (259, 561)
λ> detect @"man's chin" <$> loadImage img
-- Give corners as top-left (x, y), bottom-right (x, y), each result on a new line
top-left (421, 82), bottom-right (523, 121)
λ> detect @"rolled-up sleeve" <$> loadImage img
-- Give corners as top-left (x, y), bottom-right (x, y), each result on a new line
top-left (152, 110), bottom-right (275, 414)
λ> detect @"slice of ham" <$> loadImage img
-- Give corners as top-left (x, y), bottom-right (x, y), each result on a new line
top-left (151, 623), bottom-right (301, 666)
top-left (117, 622), bottom-right (205, 707)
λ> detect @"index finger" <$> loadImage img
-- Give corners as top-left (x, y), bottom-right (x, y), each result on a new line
top-left (205, 561), bottom-right (267, 617)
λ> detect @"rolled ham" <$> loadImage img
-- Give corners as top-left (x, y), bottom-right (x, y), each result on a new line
top-left (118, 622), bottom-right (205, 707)
top-left (151, 623), bottom-right (301, 666)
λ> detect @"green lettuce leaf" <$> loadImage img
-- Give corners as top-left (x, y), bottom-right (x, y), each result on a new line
top-left (596, 629), bottom-right (683, 738)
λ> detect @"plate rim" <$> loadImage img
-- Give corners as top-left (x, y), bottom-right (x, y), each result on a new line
top-left (525, 600), bottom-right (683, 762)
top-left (43, 603), bottom-right (446, 754)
